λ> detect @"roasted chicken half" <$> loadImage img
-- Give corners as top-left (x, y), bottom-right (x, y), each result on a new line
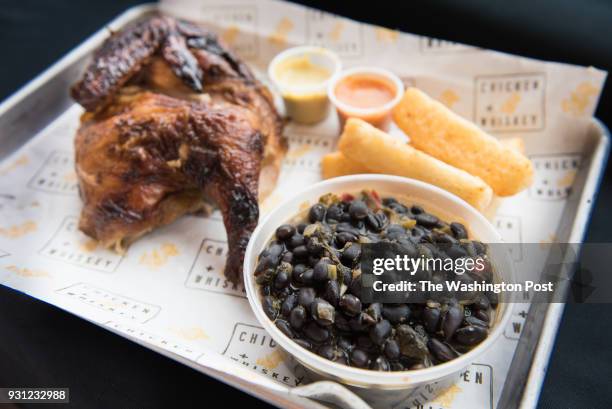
top-left (71, 16), bottom-right (285, 283)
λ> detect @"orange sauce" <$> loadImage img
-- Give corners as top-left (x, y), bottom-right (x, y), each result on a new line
top-left (334, 74), bottom-right (396, 109)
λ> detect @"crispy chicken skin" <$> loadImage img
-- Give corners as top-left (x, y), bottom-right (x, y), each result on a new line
top-left (71, 16), bottom-right (285, 283)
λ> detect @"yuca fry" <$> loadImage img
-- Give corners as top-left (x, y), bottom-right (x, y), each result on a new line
top-left (323, 138), bottom-right (524, 179)
top-left (338, 118), bottom-right (493, 211)
top-left (393, 88), bottom-right (533, 196)
top-left (322, 152), bottom-right (370, 179)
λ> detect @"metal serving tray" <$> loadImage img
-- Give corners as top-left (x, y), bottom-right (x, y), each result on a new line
top-left (0, 4), bottom-right (608, 409)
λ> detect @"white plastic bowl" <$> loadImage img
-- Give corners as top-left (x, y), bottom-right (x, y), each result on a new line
top-left (244, 175), bottom-right (514, 405)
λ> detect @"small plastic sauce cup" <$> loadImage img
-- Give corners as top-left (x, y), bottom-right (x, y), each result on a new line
top-left (328, 67), bottom-right (404, 131)
top-left (268, 46), bottom-right (341, 124)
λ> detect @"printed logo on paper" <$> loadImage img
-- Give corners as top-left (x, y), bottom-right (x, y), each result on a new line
top-left (419, 37), bottom-right (477, 54)
top-left (27, 150), bottom-right (78, 195)
top-left (306, 10), bottom-right (363, 58)
top-left (185, 238), bottom-right (246, 298)
top-left (39, 216), bottom-right (124, 273)
top-left (494, 215), bottom-right (523, 262)
top-left (399, 364), bottom-right (493, 409)
top-left (57, 283), bottom-right (161, 323)
top-left (529, 154), bottom-right (581, 200)
top-left (504, 305), bottom-right (528, 340)
top-left (475, 73), bottom-right (546, 132)
top-left (282, 130), bottom-right (335, 173)
top-left (106, 321), bottom-right (202, 361)
top-left (222, 323), bottom-right (304, 386)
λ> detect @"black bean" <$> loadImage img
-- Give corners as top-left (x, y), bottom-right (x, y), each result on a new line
top-left (350, 312), bottom-right (376, 332)
top-left (349, 200), bottom-right (368, 220)
top-left (450, 222), bottom-right (468, 239)
top-left (390, 362), bottom-right (405, 371)
top-left (276, 224), bottom-right (296, 241)
top-left (384, 339), bottom-right (401, 360)
top-left (281, 293), bottom-right (297, 316)
top-left (326, 204), bottom-right (343, 222)
top-left (415, 213), bottom-right (439, 228)
top-left (446, 244), bottom-right (468, 259)
top-left (350, 348), bottom-right (369, 368)
top-left (289, 305), bottom-right (307, 329)
top-left (262, 296), bottom-right (277, 320)
top-left (294, 338), bottom-right (312, 350)
top-left (294, 266), bottom-right (314, 286)
top-left (337, 336), bottom-right (353, 351)
top-left (298, 287), bottom-right (316, 307)
top-left (297, 223), bottom-right (307, 234)
top-left (313, 258), bottom-right (331, 282)
top-left (339, 294), bottom-right (362, 316)
top-left (276, 320), bottom-right (294, 338)
top-left (366, 211), bottom-right (388, 232)
top-left (335, 222), bottom-right (356, 233)
top-left (485, 291), bottom-right (498, 308)
top-left (442, 304), bottom-right (464, 341)
top-left (411, 205), bottom-right (424, 214)
top-left (464, 316), bottom-right (489, 328)
top-left (369, 320), bottom-right (392, 345)
top-left (428, 338), bottom-right (457, 362)
top-left (292, 245), bottom-right (308, 259)
top-left (390, 203), bottom-right (408, 213)
top-left (281, 251), bottom-right (293, 263)
top-left (288, 234), bottom-right (305, 248)
top-left (342, 243), bottom-right (361, 265)
top-left (274, 271), bottom-right (290, 289)
top-left (366, 303), bottom-right (383, 322)
top-left (304, 322), bottom-right (330, 343)
top-left (370, 356), bottom-right (390, 371)
top-left (455, 325), bottom-right (488, 346)
top-left (306, 237), bottom-right (324, 255)
top-left (423, 306), bottom-right (441, 334)
top-left (474, 309), bottom-right (490, 323)
top-left (255, 243), bottom-right (283, 273)
top-left (318, 344), bottom-right (336, 360)
top-left (349, 275), bottom-right (362, 296)
top-left (309, 204), bottom-right (326, 222)
top-left (473, 294), bottom-right (491, 311)
top-left (383, 197), bottom-right (398, 205)
top-left (472, 241), bottom-right (487, 255)
top-left (336, 231), bottom-right (357, 247)
top-left (334, 313), bottom-right (351, 332)
top-left (382, 304), bottom-right (411, 325)
top-left (311, 298), bottom-right (335, 326)
top-left (324, 280), bottom-right (340, 306)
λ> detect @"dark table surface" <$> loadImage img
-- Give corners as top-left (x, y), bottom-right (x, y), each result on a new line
top-left (1, 1), bottom-right (611, 408)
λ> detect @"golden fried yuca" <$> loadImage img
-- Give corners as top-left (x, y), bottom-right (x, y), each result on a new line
top-left (337, 118), bottom-right (493, 211)
top-left (322, 151), bottom-right (370, 179)
top-left (322, 138), bottom-right (524, 179)
top-left (392, 88), bottom-right (533, 196)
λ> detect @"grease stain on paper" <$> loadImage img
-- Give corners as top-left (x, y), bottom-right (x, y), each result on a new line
top-left (256, 349), bottom-right (285, 370)
top-left (439, 89), bottom-right (460, 108)
top-left (172, 327), bottom-right (209, 341)
top-left (268, 17), bottom-right (294, 45)
top-left (6, 265), bottom-right (50, 278)
top-left (562, 82), bottom-right (598, 116)
top-left (139, 243), bottom-right (179, 268)
top-left (0, 155), bottom-right (29, 176)
top-left (501, 92), bottom-right (521, 114)
top-left (0, 220), bottom-right (37, 238)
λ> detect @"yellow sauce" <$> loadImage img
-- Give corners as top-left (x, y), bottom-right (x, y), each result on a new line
top-left (273, 54), bottom-right (333, 124)
top-left (274, 55), bottom-right (331, 88)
